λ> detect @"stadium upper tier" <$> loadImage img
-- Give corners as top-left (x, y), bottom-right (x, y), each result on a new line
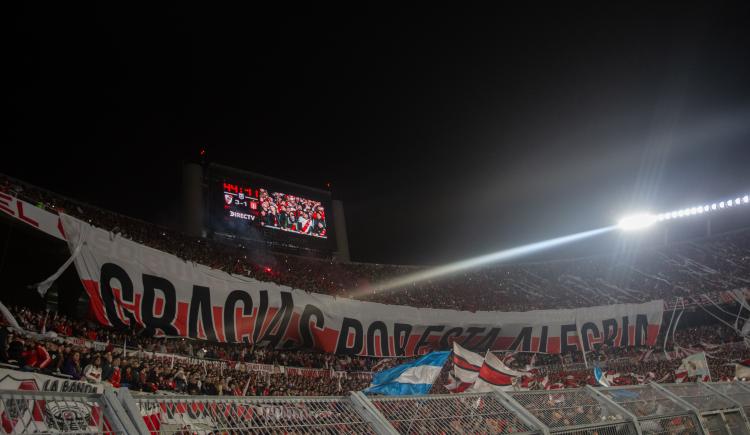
top-left (2, 173), bottom-right (749, 312)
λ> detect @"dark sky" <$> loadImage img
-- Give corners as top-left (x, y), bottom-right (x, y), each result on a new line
top-left (7, 4), bottom-right (750, 265)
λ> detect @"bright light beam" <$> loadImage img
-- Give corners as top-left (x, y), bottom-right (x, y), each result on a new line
top-left (618, 213), bottom-right (657, 231)
top-left (350, 226), bottom-right (615, 298)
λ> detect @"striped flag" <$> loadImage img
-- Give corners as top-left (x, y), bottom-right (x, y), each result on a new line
top-left (469, 352), bottom-right (529, 392)
top-left (447, 342), bottom-right (483, 393)
top-left (594, 366), bottom-right (609, 387)
top-left (364, 351), bottom-right (450, 395)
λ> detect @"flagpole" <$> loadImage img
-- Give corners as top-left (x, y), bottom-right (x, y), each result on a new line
top-left (663, 302), bottom-right (679, 359)
top-left (41, 310), bottom-right (48, 334)
top-left (576, 331), bottom-right (589, 369)
top-left (704, 352), bottom-right (712, 382)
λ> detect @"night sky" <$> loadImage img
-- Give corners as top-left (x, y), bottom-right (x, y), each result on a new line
top-left (7, 5), bottom-right (750, 265)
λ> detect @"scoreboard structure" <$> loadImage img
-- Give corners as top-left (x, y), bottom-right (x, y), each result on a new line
top-left (197, 163), bottom-right (342, 257)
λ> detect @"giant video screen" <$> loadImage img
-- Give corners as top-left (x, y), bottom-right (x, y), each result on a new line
top-left (209, 168), bottom-right (330, 242)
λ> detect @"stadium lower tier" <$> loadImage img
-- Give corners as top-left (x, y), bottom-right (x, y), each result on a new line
top-left (3, 304), bottom-right (750, 399)
top-left (0, 371), bottom-right (749, 434)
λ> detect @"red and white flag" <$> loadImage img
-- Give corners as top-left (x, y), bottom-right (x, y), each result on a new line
top-left (469, 351), bottom-right (530, 393)
top-left (445, 371), bottom-right (462, 392)
top-left (540, 375), bottom-right (549, 389)
top-left (447, 342), bottom-right (483, 393)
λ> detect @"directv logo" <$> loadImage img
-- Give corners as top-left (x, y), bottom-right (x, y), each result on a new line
top-left (230, 211), bottom-right (255, 221)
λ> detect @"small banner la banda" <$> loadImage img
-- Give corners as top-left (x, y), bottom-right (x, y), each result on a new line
top-left (0, 368), bottom-right (103, 394)
top-left (0, 368), bottom-right (108, 433)
top-left (62, 214), bottom-right (663, 357)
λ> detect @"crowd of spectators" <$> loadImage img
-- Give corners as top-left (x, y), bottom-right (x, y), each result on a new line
top-left (2, 305), bottom-right (375, 396)
top-left (2, 173), bottom-right (750, 313)
top-left (2, 303), bottom-right (749, 398)
top-left (7, 305), bottom-right (379, 373)
top-left (431, 321), bottom-right (750, 394)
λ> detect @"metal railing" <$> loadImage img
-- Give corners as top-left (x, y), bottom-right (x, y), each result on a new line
top-left (661, 383), bottom-right (739, 413)
top-left (508, 387), bottom-right (638, 434)
top-left (653, 382), bottom-right (750, 435)
top-left (369, 391), bottom-right (541, 434)
top-left (707, 382), bottom-right (750, 414)
top-left (132, 393), bottom-right (381, 434)
top-left (2, 381), bottom-right (750, 434)
top-left (596, 384), bottom-right (702, 435)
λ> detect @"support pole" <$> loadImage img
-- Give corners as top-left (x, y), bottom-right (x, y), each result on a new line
top-left (650, 383), bottom-right (711, 435)
top-left (494, 390), bottom-right (550, 435)
top-left (349, 392), bottom-right (399, 435)
top-left (703, 383), bottom-right (750, 429)
top-left (585, 385), bottom-right (642, 435)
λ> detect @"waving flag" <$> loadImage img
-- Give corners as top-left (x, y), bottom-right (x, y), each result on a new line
top-left (675, 352), bottom-right (711, 383)
top-left (445, 371), bottom-right (461, 392)
top-left (469, 351), bottom-right (529, 392)
top-left (594, 366), bottom-right (609, 387)
top-left (447, 342), bottom-right (483, 393)
top-left (364, 351), bottom-right (450, 395)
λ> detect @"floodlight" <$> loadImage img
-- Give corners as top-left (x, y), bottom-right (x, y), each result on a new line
top-left (633, 193), bottom-right (748, 231)
top-left (618, 213), bottom-right (657, 231)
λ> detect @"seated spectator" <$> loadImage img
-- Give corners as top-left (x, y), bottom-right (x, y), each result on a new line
top-left (62, 351), bottom-right (82, 380)
top-left (83, 355), bottom-right (102, 383)
top-left (22, 339), bottom-right (51, 369)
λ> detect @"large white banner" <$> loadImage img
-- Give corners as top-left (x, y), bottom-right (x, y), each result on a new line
top-left (62, 214), bottom-right (663, 357)
top-left (0, 191), bottom-right (65, 240)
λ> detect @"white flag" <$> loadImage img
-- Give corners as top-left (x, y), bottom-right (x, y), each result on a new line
top-left (675, 352), bottom-right (710, 383)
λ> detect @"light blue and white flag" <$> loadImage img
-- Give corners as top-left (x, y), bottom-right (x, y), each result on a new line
top-left (364, 351), bottom-right (450, 395)
top-left (594, 366), bottom-right (609, 387)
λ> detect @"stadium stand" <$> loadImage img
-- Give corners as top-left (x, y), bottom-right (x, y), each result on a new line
top-left (3, 173), bottom-right (750, 434)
